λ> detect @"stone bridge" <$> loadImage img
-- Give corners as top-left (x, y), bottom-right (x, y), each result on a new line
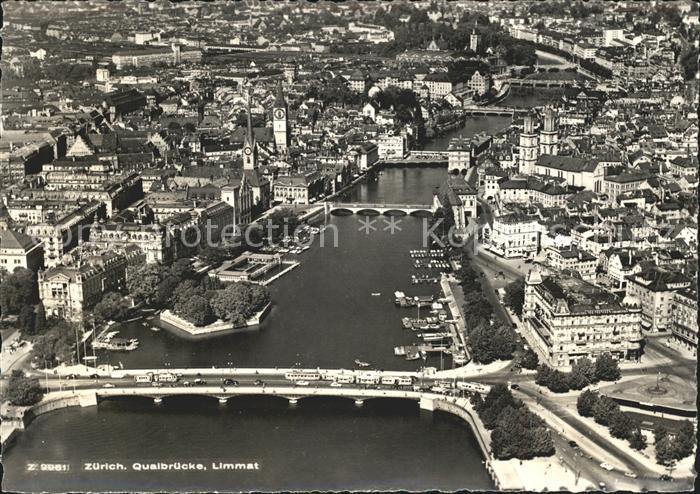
top-left (325, 202), bottom-right (435, 215)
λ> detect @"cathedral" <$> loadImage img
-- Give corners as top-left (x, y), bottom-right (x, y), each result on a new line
top-left (518, 107), bottom-right (559, 175)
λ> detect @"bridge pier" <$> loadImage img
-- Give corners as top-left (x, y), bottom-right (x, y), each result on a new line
top-left (289, 398), bottom-right (298, 406)
top-left (419, 396), bottom-right (435, 412)
top-left (218, 398), bottom-right (228, 405)
top-left (354, 399), bottom-right (364, 407)
top-left (153, 397), bottom-right (163, 405)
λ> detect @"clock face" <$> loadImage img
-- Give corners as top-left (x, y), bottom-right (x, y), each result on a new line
top-left (244, 147), bottom-right (252, 156)
top-left (274, 108), bottom-right (285, 120)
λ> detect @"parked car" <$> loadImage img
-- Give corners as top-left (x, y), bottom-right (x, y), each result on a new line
top-left (222, 378), bottom-right (238, 386)
top-left (568, 440), bottom-right (579, 449)
top-left (600, 462), bottom-right (614, 471)
top-left (330, 382), bottom-right (343, 388)
top-left (624, 472), bottom-right (637, 479)
top-left (254, 379), bottom-right (263, 386)
top-left (102, 383), bottom-right (115, 388)
top-left (295, 380), bottom-right (310, 386)
top-left (194, 378), bottom-right (206, 385)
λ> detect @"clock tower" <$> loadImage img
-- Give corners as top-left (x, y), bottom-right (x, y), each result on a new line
top-left (272, 83), bottom-right (288, 154)
top-left (243, 89), bottom-right (257, 171)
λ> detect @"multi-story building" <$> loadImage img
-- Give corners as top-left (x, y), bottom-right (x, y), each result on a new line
top-left (112, 45), bottom-right (202, 70)
top-left (483, 212), bottom-right (540, 259)
top-left (26, 202), bottom-right (105, 268)
top-left (0, 229), bottom-right (43, 272)
top-left (377, 134), bottom-right (407, 160)
top-left (523, 270), bottom-right (643, 368)
top-left (38, 246), bottom-right (145, 321)
top-left (432, 175), bottom-right (477, 231)
top-left (625, 267), bottom-right (691, 332)
top-left (670, 288), bottom-right (698, 355)
top-left (89, 222), bottom-right (171, 264)
top-left (447, 137), bottom-right (471, 174)
top-left (273, 172), bottom-right (325, 205)
top-left (544, 245), bottom-right (597, 281)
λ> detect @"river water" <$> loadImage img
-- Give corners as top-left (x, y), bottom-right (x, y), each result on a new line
top-left (2, 92), bottom-right (557, 492)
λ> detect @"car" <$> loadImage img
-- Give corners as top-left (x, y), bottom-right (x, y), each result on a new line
top-left (65, 374), bottom-right (77, 380)
top-left (222, 378), bottom-right (238, 386)
top-left (598, 482), bottom-right (606, 490)
top-left (659, 474), bottom-right (672, 481)
top-left (567, 440), bottom-right (579, 449)
top-left (624, 472), bottom-right (637, 479)
top-left (254, 379), bottom-right (263, 386)
top-left (330, 382), bottom-right (343, 388)
top-left (194, 378), bottom-right (206, 385)
top-left (510, 383), bottom-right (520, 390)
top-left (600, 462), bottom-right (614, 471)
top-left (182, 381), bottom-right (193, 387)
top-left (102, 383), bottom-right (115, 388)
top-left (295, 380), bottom-right (310, 386)
top-left (88, 374), bottom-right (99, 379)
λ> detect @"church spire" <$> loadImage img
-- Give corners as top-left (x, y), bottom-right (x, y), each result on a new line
top-left (245, 86), bottom-right (254, 148)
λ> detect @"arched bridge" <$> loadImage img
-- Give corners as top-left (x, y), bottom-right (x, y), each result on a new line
top-left (325, 202), bottom-right (435, 215)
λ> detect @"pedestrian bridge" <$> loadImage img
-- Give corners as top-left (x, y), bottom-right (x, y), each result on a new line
top-left (381, 151), bottom-right (449, 166)
top-left (325, 202), bottom-right (435, 216)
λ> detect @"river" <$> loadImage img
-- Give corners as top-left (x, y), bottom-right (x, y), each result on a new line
top-left (2, 96), bottom-right (555, 492)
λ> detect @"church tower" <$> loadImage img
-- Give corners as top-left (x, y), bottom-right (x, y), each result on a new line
top-left (539, 107), bottom-right (559, 156)
top-left (272, 83), bottom-right (289, 154)
top-left (470, 21), bottom-right (481, 52)
top-left (243, 89), bottom-right (258, 171)
top-left (519, 114), bottom-right (539, 175)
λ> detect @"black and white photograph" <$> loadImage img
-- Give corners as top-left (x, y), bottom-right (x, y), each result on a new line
top-left (0, 0), bottom-right (698, 492)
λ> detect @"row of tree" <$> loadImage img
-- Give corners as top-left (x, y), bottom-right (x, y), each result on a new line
top-left (456, 254), bottom-right (516, 365)
top-left (577, 390), bottom-right (695, 465)
top-left (471, 384), bottom-right (555, 460)
top-left (535, 355), bottom-right (621, 393)
top-left (2, 370), bottom-right (44, 407)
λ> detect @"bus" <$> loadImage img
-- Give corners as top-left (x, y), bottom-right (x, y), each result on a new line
top-left (381, 375), bottom-right (414, 386)
top-left (285, 371), bottom-right (321, 382)
top-left (154, 373), bottom-right (178, 383)
top-left (334, 374), bottom-right (355, 384)
top-left (456, 382), bottom-right (491, 395)
top-left (356, 372), bottom-right (381, 385)
top-left (134, 373), bottom-right (153, 383)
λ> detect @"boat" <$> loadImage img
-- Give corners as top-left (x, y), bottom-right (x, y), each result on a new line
top-left (354, 359), bottom-right (371, 367)
top-left (150, 326), bottom-right (161, 332)
top-left (371, 292), bottom-right (381, 297)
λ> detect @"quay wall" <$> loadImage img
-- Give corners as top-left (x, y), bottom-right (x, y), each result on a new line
top-left (430, 398), bottom-right (519, 490)
top-left (2, 393), bottom-right (89, 452)
top-left (158, 302), bottom-right (271, 337)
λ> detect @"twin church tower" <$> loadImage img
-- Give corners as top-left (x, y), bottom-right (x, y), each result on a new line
top-left (518, 107), bottom-right (559, 175)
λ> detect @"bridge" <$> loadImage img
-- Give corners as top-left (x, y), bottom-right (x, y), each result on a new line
top-left (380, 151), bottom-right (448, 166)
top-left (324, 202), bottom-right (434, 215)
top-left (462, 105), bottom-right (529, 117)
top-left (508, 78), bottom-right (580, 89)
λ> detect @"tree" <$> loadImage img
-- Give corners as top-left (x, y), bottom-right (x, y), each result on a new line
top-left (673, 421), bottom-right (696, 459)
top-left (93, 292), bottom-right (131, 325)
top-left (577, 390), bottom-right (599, 417)
top-left (18, 304), bottom-right (36, 335)
top-left (469, 324), bottom-right (514, 364)
top-left (174, 294), bottom-right (213, 327)
top-left (568, 357), bottom-right (596, 390)
top-left (209, 282), bottom-right (270, 327)
top-left (535, 364), bottom-right (552, 387)
top-left (127, 263), bottom-right (162, 304)
top-left (34, 302), bottom-right (46, 334)
top-left (0, 267), bottom-right (38, 316)
top-left (503, 280), bottom-right (525, 316)
top-left (654, 425), bottom-right (670, 444)
top-left (594, 353), bottom-right (621, 382)
top-left (520, 348), bottom-right (539, 370)
top-left (609, 410), bottom-right (635, 440)
top-left (629, 427), bottom-right (647, 451)
top-left (655, 435), bottom-right (678, 466)
top-left (548, 369), bottom-right (570, 393)
top-left (2, 370), bottom-right (43, 406)
top-left (592, 396), bottom-right (619, 426)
